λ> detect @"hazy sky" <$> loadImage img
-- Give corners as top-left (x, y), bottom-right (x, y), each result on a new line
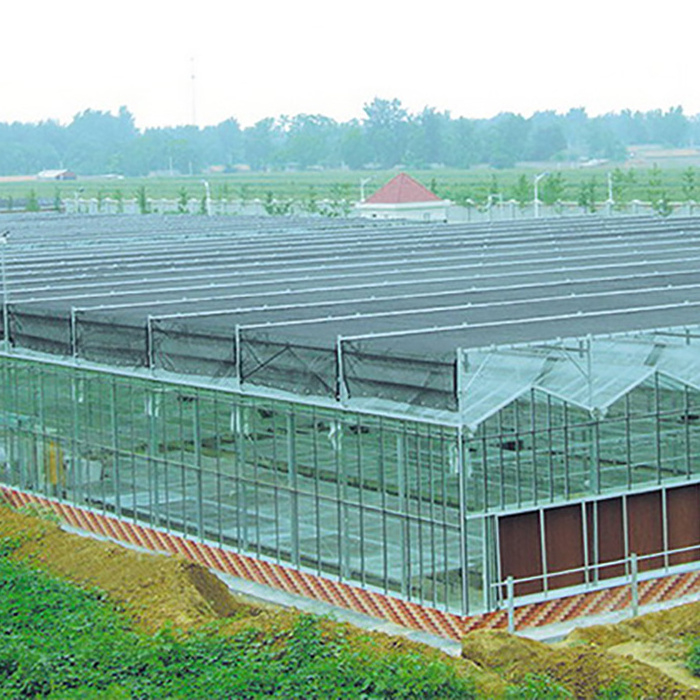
top-left (2, 0), bottom-right (696, 129)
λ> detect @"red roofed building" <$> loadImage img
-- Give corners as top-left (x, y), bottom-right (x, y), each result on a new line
top-left (355, 172), bottom-right (451, 222)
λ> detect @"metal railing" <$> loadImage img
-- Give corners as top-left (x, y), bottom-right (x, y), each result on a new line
top-left (495, 543), bottom-right (700, 632)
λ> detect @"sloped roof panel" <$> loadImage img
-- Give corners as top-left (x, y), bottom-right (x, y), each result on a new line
top-left (363, 172), bottom-right (443, 204)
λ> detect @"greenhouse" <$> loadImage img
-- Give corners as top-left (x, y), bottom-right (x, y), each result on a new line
top-left (3, 212), bottom-right (700, 620)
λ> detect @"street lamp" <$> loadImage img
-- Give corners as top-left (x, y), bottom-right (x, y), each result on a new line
top-left (607, 172), bottom-right (615, 213)
top-left (360, 177), bottom-right (372, 202)
top-left (1, 231), bottom-right (9, 348)
top-left (487, 193), bottom-right (503, 222)
top-left (74, 187), bottom-right (84, 214)
top-left (534, 172), bottom-right (549, 219)
top-left (202, 180), bottom-right (212, 216)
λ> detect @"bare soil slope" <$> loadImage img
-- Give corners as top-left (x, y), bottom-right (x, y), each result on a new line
top-left (4, 501), bottom-right (700, 698)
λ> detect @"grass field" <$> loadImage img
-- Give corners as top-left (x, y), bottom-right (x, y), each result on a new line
top-left (2, 163), bottom-right (699, 211)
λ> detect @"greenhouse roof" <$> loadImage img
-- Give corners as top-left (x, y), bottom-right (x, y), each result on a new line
top-left (4, 212), bottom-right (700, 424)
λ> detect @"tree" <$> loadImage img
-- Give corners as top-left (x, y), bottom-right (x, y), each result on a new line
top-left (243, 118), bottom-right (282, 170)
top-left (526, 124), bottom-right (567, 161)
top-left (339, 121), bottom-right (370, 169)
top-left (262, 191), bottom-right (293, 216)
top-left (447, 118), bottom-right (479, 168)
top-left (65, 107), bottom-right (137, 174)
top-left (363, 97), bottom-right (409, 167)
top-left (610, 167), bottom-right (635, 209)
top-left (540, 173), bottom-right (566, 206)
top-left (563, 107), bottom-right (589, 156)
top-left (136, 185), bottom-right (149, 214)
top-left (649, 106), bottom-right (689, 147)
top-left (113, 189), bottom-right (124, 214)
top-left (407, 107), bottom-right (451, 167)
top-left (301, 185), bottom-right (318, 214)
top-left (177, 187), bottom-right (189, 214)
top-left (25, 189), bottom-right (40, 212)
top-left (201, 118), bottom-right (243, 169)
top-left (486, 113), bottom-right (529, 168)
top-left (319, 184), bottom-right (352, 217)
top-left (648, 165), bottom-right (673, 216)
top-left (585, 119), bottom-right (627, 161)
top-left (578, 178), bottom-right (598, 213)
top-left (512, 174), bottom-right (531, 209)
top-left (682, 167), bottom-right (697, 202)
top-left (282, 114), bottom-right (338, 169)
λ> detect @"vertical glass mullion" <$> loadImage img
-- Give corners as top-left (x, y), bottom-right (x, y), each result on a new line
top-left (34, 368), bottom-right (43, 496)
top-left (312, 407), bottom-right (321, 574)
top-left (563, 402), bottom-right (570, 500)
top-left (530, 390), bottom-right (537, 505)
top-left (547, 395), bottom-right (554, 502)
top-left (357, 415), bottom-right (365, 586)
top-left (625, 393), bottom-right (632, 489)
top-left (497, 410), bottom-right (505, 507)
top-left (288, 410), bottom-right (299, 568)
top-left (514, 402), bottom-right (522, 507)
top-left (111, 377), bottom-right (121, 517)
top-left (441, 428), bottom-right (449, 608)
top-left (379, 418), bottom-right (388, 594)
top-left (414, 424), bottom-right (423, 603)
top-left (428, 426), bottom-right (437, 607)
top-left (214, 395), bottom-right (223, 545)
top-left (685, 386), bottom-right (692, 478)
top-left (193, 392), bottom-right (203, 540)
top-left (655, 373), bottom-right (662, 485)
top-left (129, 382), bottom-right (138, 522)
top-left (252, 404), bottom-right (261, 557)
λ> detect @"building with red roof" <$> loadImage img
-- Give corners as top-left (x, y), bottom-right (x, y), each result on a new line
top-left (355, 172), bottom-right (450, 222)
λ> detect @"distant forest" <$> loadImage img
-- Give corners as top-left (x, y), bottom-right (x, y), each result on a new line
top-left (1, 100), bottom-right (696, 176)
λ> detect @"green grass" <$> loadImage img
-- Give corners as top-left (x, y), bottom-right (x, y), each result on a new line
top-left (3, 164), bottom-right (700, 210)
top-left (504, 674), bottom-right (573, 699)
top-left (0, 538), bottom-right (477, 699)
top-left (687, 637), bottom-right (700, 679)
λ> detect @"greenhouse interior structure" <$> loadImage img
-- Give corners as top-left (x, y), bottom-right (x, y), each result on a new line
top-left (4, 212), bottom-right (700, 626)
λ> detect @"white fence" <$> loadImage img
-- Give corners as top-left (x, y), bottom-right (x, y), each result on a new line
top-left (58, 196), bottom-right (700, 221)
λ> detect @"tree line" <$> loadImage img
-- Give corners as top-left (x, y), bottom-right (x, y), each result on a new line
top-left (1, 101), bottom-right (697, 176)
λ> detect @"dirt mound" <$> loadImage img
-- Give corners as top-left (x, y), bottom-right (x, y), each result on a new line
top-left (560, 602), bottom-right (700, 696)
top-left (0, 503), bottom-right (257, 632)
top-left (462, 629), bottom-right (700, 699)
top-left (6, 500), bottom-right (700, 698)
top-left (566, 602), bottom-right (700, 650)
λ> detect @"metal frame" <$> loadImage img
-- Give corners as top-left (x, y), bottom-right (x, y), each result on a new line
top-left (5, 213), bottom-right (700, 619)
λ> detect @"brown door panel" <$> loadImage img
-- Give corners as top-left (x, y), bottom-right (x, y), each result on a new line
top-left (667, 484), bottom-right (700, 566)
top-left (545, 505), bottom-right (585, 589)
top-left (498, 511), bottom-right (543, 596)
top-left (627, 491), bottom-right (664, 571)
top-left (595, 497), bottom-right (625, 579)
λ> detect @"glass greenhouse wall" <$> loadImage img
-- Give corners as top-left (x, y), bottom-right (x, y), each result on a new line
top-left (5, 328), bottom-right (700, 615)
top-left (0, 355), bottom-right (486, 615)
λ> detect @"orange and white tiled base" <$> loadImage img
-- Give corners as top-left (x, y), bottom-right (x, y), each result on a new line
top-left (4, 486), bottom-right (700, 642)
